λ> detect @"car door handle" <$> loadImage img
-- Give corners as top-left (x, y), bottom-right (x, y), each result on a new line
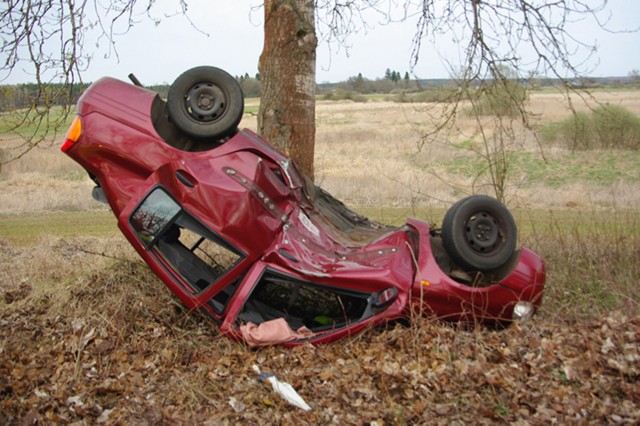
top-left (176, 170), bottom-right (196, 187)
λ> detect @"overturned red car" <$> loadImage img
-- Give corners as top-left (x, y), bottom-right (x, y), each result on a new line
top-left (61, 66), bottom-right (545, 346)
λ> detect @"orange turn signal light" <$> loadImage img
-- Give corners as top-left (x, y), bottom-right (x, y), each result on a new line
top-left (61, 116), bottom-right (82, 153)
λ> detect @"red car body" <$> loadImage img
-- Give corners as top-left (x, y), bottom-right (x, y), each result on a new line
top-left (61, 76), bottom-right (545, 345)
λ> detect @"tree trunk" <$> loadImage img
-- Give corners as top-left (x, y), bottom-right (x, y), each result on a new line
top-left (258, 0), bottom-right (317, 180)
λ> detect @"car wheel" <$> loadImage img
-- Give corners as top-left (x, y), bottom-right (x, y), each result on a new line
top-left (167, 66), bottom-right (244, 139)
top-left (442, 195), bottom-right (517, 271)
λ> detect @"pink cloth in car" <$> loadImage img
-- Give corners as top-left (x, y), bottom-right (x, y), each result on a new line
top-left (240, 318), bottom-right (314, 347)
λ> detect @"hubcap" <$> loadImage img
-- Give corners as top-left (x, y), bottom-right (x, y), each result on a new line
top-left (185, 83), bottom-right (226, 122)
top-left (465, 212), bottom-right (501, 253)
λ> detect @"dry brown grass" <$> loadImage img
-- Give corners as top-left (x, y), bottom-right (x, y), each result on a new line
top-left (1, 89), bottom-right (640, 213)
top-left (314, 90), bottom-right (640, 209)
top-left (528, 90), bottom-right (640, 123)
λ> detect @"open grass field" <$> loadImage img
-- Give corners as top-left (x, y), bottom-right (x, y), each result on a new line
top-left (1, 89), bottom-right (639, 423)
top-left (2, 89), bottom-right (640, 212)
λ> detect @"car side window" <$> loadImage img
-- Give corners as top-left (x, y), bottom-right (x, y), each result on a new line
top-left (131, 188), bottom-right (244, 312)
top-left (131, 188), bottom-right (181, 245)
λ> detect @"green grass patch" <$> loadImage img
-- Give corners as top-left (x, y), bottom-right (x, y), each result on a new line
top-left (243, 105), bottom-right (259, 115)
top-left (513, 151), bottom-right (640, 186)
top-left (442, 150), bottom-right (640, 187)
top-left (357, 205), bottom-right (447, 226)
top-left (443, 155), bottom-right (489, 179)
top-left (0, 106), bottom-right (76, 140)
top-left (0, 210), bottom-right (118, 246)
top-left (243, 105), bottom-right (260, 115)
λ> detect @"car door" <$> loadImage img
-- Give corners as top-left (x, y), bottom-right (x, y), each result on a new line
top-left (119, 184), bottom-right (252, 319)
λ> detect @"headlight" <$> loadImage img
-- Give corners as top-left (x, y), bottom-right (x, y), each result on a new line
top-left (513, 301), bottom-right (535, 321)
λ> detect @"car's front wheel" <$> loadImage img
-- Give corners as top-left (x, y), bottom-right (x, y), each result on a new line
top-left (167, 66), bottom-right (244, 139)
top-left (441, 195), bottom-right (517, 272)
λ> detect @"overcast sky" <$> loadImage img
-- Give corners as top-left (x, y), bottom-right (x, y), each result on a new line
top-left (4, 0), bottom-right (640, 85)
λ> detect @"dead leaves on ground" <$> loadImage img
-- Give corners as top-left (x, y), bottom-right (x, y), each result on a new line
top-left (0, 240), bottom-right (639, 424)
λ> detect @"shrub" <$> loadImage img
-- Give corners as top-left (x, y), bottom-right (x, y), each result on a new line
top-left (592, 105), bottom-right (640, 149)
top-left (389, 88), bottom-right (460, 103)
top-left (322, 89), bottom-right (367, 103)
top-left (468, 80), bottom-right (528, 117)
top-left (539, 105), bottom-right (640, 150)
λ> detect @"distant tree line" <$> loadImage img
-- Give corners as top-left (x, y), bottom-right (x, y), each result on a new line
top-left (236, 73), bottom-right (261, 98)
top-left (318, 69), bottom-right (640, 102)
top-left (0, 75), bottom-right (262, 113)
top-left (326, 70), bottom-right (421, 96)
top-left (0, 83), bottom-right (86, 113)
top-left (2, 70), bottom-right (639, 113)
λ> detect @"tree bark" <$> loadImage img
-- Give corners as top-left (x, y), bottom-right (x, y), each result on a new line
top-left (258, 0), bottom-right (317, 180)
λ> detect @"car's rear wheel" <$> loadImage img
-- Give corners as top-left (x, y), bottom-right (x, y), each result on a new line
top-left (167, 66), bottom-right (244, 139)
top-left (442, 195), bottom-right (517, 272)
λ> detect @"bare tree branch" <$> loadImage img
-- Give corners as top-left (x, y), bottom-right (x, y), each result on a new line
top-left (0, 0), bottom-right (194, 162)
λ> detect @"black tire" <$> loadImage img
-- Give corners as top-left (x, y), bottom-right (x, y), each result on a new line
top-left (167, 66), bottom-right (244, 139)
top-left (442, 195), bottom-right (517, 271)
